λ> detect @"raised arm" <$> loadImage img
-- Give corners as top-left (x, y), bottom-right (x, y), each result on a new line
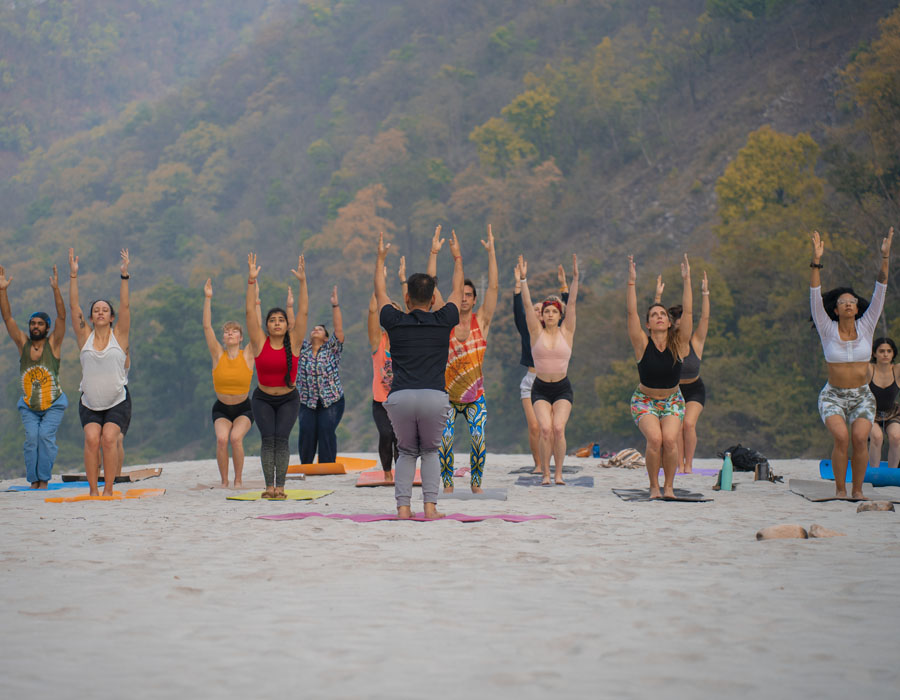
top-left (653, 274), bottom-right (665, 304)
top-left (626, 256), bottom-right (647, 359)
top-left (114, 249), bottom-right (131, 347)
top-left (374, 233), bottom-right (392, 310)
top-left (513, 263), bottom-right (527, 335)
top-left (245, 253), bottom-right (265, 354)
top-left (446, 230), bottom-right (464, 310)
top-left (810, 230), bottom-right (824, 288)
top-left (330, 285), bottom-right (344, 343)
top-left (68, 248), bottom-right (90, 348)
top-left (48, 265), bottom-right (66, 351)
top-left (398, 255), bottom-right (409, 311)
top-left (289, 254), bottom-right (308, 349)
top-left (202, 279), bottom-right (222, 361)
top-left (561, 254), bottom-right (578, 335)
top-left (692, 271), bottom-right (710, 354)
top-left (427, 225), bottom-right (446, 307)
top-left (476, 224), bottom-right (499, 331)
top-left (0, 265), bottom-right (26, 351)
top-left (285, 284), bottom-right (294, 330)
top-left (878, 226), bottom-right (893, 284)
top-left (518, 256), bottom-right (542, 339)
top-left (677, 254), bottom-right (692, 347)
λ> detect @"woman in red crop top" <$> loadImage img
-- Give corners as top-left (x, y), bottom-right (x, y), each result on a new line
top-left (245, 252), bottom-right (309, 499)
top-left (626, 254), bottom-right (693, 499)
top-left (519, 254), bottom-right (579, 486)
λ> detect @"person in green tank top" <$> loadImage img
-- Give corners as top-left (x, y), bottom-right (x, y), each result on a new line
top-left (0, 263), bottom-right (69, 489)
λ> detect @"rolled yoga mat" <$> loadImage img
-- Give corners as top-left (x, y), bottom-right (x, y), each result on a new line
top-left (612, 488), bottom-right (712, 502)
top-left (789, 478), bottom-right (900, 503)
top-left (819, 460), bottom-right (900, 486)
top-left (287, 462), bottom-right (345, 475)
top-left (226, 489), bottom-right (333, 501)
top-left (258, 512), bottom-right (555, 523)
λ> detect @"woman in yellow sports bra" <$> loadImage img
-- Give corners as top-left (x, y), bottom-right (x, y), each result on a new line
top-left (203, 278), bottom-right (256, 487)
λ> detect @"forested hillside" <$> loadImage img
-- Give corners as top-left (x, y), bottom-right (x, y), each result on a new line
top-left (1, 0), bottom-right (899, 477)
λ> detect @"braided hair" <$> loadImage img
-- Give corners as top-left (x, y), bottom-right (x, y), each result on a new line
top-left (265, 307), bottom-right (295, 388)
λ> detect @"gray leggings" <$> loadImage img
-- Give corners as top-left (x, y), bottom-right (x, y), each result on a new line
top-left (383, 389), bottom-right (451, 507)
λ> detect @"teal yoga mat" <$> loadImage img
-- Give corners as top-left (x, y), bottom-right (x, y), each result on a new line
top-left (5, 481), bottom-right (89, 492)
top-left (819, 460), bottom-right (900, 487)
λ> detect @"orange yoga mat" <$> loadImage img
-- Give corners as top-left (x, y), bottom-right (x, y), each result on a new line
top-left (356, 469), bottom-right (421, 487)
top-left (287, 462), bottom-right (346, 475)
top-left (336, 456), bottom-right (378, 472)
top-left (45, 488), bottom-right (166, 503)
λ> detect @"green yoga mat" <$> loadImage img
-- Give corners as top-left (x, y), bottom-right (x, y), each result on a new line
top-left (226, 489), bottom-right (333, 501)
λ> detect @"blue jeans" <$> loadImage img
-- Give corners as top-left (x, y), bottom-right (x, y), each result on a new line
top-left (298, 396), bottom-right (345, 464)
top-left (17, 392), bottom-right (68, 483)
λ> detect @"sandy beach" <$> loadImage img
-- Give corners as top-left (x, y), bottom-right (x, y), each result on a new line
top-left (1, 453), bottom-right (899, 700)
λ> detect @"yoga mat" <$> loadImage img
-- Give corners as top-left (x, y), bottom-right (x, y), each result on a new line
top-left (258, 512), bottom-right (555, 523)
top-left (514, 475), bottom-right (594, 488)
top-left (190, 481), bottom-right (268, 490)
top-left (356, 470), bottom-right (421, 487)
top-left (819, 460), bottom-right (900, 486)
top-left (61, 467), bottom-right (163, 483)
top-left (508, 466), bottom-right (582, 475)
top-left (789, 479), bottom-right (900, 503)
top-left (226, 489), bottom-right (333, 501)
top-left (336, 456), bottom-right (379, 472)
top-left (612, 488), bottom-right (712, 502)
top-left (287, 462), bottom-right (345, 475)
top-left (6, 481), bottom-right (89, 492)
top-left (438, 488), bottom-right (508, 500)
top-left (659, 468), bottom-right (719, 477)
top-left (45, 488), bottom-right (165, 503)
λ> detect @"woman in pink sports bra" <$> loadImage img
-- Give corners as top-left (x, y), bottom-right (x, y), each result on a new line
top-left (518, 254), bottom-right (578, 485)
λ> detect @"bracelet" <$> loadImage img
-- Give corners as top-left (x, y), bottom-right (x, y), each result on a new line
top-left (627, 282), bottom-right (636, 286)
top-left (454, 256), bottom-right (461, 261)
top-left (702, 291), bottom-right (710, 296)
top-left (70, 275), bottom-right (77, 279)
top-left (120, 274), bottom-right (130, 279)
top-left (248, 278), bottom-right (256, 284)
top-left (331, 304), bottom-right (340, 308)
top-left (560, 287), bottom-right (568, 293)
top-left (520, 278), bottom-right (527, 283)
top-left (809, 262), bottom-right (823, 269)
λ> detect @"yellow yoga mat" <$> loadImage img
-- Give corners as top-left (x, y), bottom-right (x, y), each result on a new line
top-left (45, 488), bottom-right (166, 503)
top-left (226, 489), bottom-right (333, 501)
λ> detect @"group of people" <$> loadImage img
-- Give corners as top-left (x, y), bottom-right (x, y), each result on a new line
top-left (2, 225), bottom-right (897, 506)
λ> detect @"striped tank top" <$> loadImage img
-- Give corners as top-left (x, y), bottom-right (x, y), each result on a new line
top-left (445, 314), bottom-right (486, 404)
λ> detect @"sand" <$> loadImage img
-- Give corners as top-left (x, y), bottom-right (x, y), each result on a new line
top-left (1, 454), bottom-right (899, 700)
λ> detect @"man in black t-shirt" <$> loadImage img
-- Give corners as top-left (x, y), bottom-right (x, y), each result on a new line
top-left (374, 230), bottom-right (464, 519)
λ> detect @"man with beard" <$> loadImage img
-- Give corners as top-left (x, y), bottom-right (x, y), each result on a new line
top-left (0, 264), bottom-right (68, 488)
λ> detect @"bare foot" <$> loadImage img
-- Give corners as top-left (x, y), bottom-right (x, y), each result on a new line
top-left (835, 487), bottom-right (848, 498)
top-left (233, 480), bottom-right (242, 489)
top-left (555, 479), bottom-right (566, 486)
top-left (397, 505), bottom-right (412, 519)
top-left (272, 487), bottom-right (286, 500)
top-left (471, 484), bottom-right (483, 494)
top-left (102, 487), bottom-right (115, 497)
top-left (443, 485), bottom-right (454, 494)
top-left (683, 466), bottom-right (693, 474)
top-left (90, 488), bottom-right (100, 497)
top-left (851, 490), bottom-right (868, 500)
top-left (220, 480), bottom-right (229, 488)
top-left (30, 482), bottom-right (39, 489)
top-left (382, 470), bottom-right (394, 483)
top-left (649, 486), bottom-right (662, 499)
top-left (423, 503), bottom-right (445, 520)
top-left (663, 487), bottom-right (676, 499)
top-left (37, 481), bottom-right (49, 490)
top-left (541, 476), bottom-right (551, 486)
top-left (531, 466), bottom-right (541, 474)
top-left (261, 487), bottom-right (276, 499)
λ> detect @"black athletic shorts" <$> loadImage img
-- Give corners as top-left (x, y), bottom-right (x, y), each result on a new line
top-left (531, 376), bottom-right (574, 405)
top-left (212, 398), bottom-right (254, 424)
top-left (79, 387), bottom-right (132, 435)
top-left (680, 377), bottom-right (706, 406)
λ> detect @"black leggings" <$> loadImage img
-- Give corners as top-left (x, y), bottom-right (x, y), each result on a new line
top-left (251, 388), bottom-right (299, 487)
top-left (372, 400), bottom-right (398, 470)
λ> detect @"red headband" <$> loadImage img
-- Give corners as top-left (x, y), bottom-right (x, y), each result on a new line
top-left (541, 300), bottom-right (563, 315)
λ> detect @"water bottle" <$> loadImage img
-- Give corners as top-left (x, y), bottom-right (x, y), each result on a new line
top-left (721, 452), bottom-right (734, 491)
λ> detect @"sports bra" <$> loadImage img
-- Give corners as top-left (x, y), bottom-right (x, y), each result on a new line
top-left (869, 374), bottom-right (900, 414)
top-left (811, 282), bottom-right (885, 363)
top-left (680, 343), bottom-right (701, 382)
top-left (637, 339), bottom-right (682, 389)
top-left (212, 351), bottom-right (253, 395)
top-left (532, 332), bottom-right (571, 376)
top-left (255, 337), bottom-right (298, 387)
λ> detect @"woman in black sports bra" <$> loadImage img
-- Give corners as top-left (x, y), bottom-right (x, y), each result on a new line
top-left (626, 254), bottom-right (693, 499)
top-left (655, 271), bottom-right (710, 474)
top-left (868, 337), bottom-right (900, 469)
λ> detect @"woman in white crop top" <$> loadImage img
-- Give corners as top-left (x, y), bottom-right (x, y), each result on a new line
top-left (810, 228), bottom-right (892, 499)
top-left (69, 247), bottom-right (132, 497)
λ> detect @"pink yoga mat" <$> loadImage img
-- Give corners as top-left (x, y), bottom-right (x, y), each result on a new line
top-left (258, 512), bottom-right (554, 523)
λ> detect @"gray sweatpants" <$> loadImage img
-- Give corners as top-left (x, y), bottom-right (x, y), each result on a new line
top-left (383, 389), bottom-right (451, 507)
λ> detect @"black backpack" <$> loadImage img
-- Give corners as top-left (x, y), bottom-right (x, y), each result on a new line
top-left (718, 444), bottom-right (768, 472)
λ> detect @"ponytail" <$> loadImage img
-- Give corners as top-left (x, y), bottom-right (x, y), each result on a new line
top-left (283, 331), bottom-right (294, 388)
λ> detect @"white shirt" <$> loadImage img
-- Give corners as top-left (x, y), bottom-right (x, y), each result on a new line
top-left (79, 330), bottom-right (128, 410)
top-left (810, 282), bottom-right (886, 363)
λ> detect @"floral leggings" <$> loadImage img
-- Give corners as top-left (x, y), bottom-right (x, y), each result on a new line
top-left (439, 395), bottom-right (487, 487)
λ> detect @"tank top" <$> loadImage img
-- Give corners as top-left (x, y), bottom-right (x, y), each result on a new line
top-left (20, 342), bottom-right (62, 411)
top-left (637, 339), bottom-right (682, 389)
top-left (212, 351), bottom-right (253, 395)
top-left (80, 331), bottom-right (128, 410)
top-left (680, 343), bottom-right (701, 382)
top-left (255, 337), bottom-right (298, 387)
top-left (372, 332), bottom-right (393, 403)
top-left (531, 332), bottom-right (572, 376)
top-left (869, 374), bottom-right (900, 414)
top-left (445, 314), bottom-right (487, 404)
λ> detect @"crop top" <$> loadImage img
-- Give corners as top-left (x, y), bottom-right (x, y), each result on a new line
top-left (254, 337), bottom-right (298, 387)
top-left (637, 340), bottom-right (682, 389)
top-left (531, 332), bottom-right (571, 376)
top-left (811, 282), bottom-right (886, 363)
top-left (212, 351), bottom-right (253, 395)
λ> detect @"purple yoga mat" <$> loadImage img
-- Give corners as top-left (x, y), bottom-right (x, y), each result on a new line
top-left (258, 512), bottom-right (554, 523)
top-left (658, 468), bottom-right (718, 476)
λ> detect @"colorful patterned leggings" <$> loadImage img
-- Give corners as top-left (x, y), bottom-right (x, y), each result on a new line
top-left (439, 396), bottom-right (487, 487)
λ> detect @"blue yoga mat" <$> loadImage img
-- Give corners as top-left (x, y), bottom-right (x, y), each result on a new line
top-left (5, 481), bottom-right (90, 492)
top-left (818, 459), bottom-right (900, 486)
